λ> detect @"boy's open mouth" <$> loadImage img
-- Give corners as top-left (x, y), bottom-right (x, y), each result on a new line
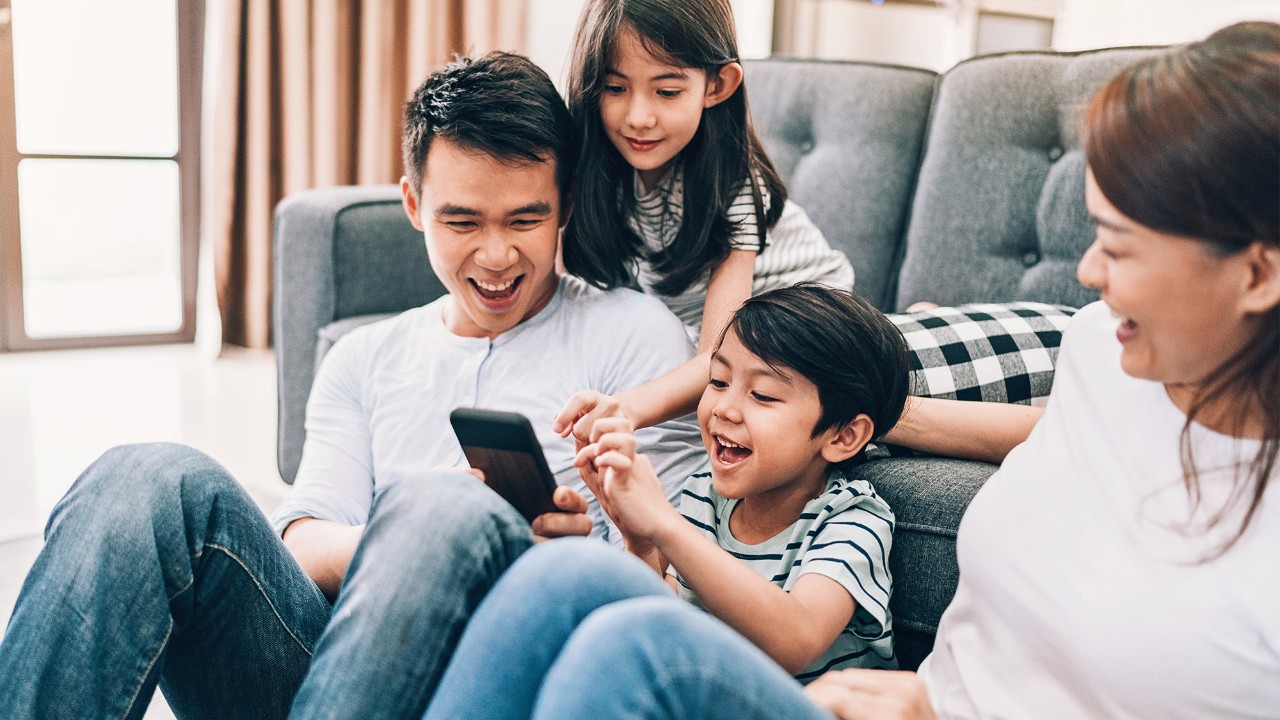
top-left (471, 276), bottom-right (523, 303)
top-left (714, 434), bottom-right (752, 465)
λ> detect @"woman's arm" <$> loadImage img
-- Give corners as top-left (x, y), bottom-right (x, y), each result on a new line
top-left (881, 396), bottom-right (1043, 464)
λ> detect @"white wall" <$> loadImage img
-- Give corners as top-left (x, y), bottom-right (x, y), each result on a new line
top-left (789, 0), bottom-right (973, 72)
top-left (525, 0), bottom-right (775, 91)
top-left (1053, 0), bottom-right (1280, 50)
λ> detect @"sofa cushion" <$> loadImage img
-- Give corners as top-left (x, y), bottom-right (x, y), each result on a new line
top-left (852, 455), bottom-right (995, 671)
top-left (745, 58), bottom-right (937, 309)
top-left (894, 47), bottom-right (1164, 311)
top-left (891, 302), bottom-right (1075, 404)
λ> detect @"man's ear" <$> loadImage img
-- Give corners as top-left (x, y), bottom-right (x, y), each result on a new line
top-left (1240, 241), bottom-right (1280, 315)
top-left (704, 62), bottom-right (744, 109)
top-left (400, 176), bottom-right (425, 232)
top-left (820, 414), bottom-right (875, 465)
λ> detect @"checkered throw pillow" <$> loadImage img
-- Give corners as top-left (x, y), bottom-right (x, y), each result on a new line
top-left (891, 302), bottom-right (1077, 405)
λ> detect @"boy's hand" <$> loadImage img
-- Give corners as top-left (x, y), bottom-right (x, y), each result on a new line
top-left (575, 417), bottom-right (679, 545)
top-left (530, 486), bottom-right (593, 541)
top-left (554, 391), bottom-right (633, 447)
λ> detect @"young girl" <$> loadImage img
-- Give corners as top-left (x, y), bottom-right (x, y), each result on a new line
top-left (421, 285), bottom-right (913, 719)
top-left (557, 0), bottom-right (854, 431)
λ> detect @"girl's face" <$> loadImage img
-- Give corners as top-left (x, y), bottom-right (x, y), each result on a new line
top-left (600, 26), bottom-right (737, 190)
top-left (1077, 169), bottom-right (1270, 395)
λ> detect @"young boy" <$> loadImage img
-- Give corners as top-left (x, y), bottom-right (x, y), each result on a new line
top-left (579, 282), bottom-right (911, 679)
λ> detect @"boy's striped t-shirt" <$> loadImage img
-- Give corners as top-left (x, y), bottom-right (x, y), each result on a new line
top-left (669, 468), bottom-right (897, 681)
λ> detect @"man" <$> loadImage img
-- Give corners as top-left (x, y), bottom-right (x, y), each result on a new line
top-left (0, 53), bottom-right (702, 719)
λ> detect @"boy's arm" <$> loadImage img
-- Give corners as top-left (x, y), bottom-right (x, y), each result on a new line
top-left (584, 419), bottom-right (851, 673)
top-left (881, 396), bottom-right (1043, 464)
top-left (649, 516), bottom-right (855, 674)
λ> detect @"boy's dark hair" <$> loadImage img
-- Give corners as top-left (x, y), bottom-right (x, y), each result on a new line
top-left (562, 0), bottom-right (787, 296)
top-left (723, 284), bottom-right (910, 452)
top-left (401, 52), bottom-right (576, 203)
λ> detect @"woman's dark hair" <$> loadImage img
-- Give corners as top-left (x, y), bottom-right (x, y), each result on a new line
top-left (401, 52), bottom-right (576, 205)
top-left (1084, 21), bottom-right (1280, 554)
top-left (562, 0), bottom-right (787, 296)
top-left (723, 284), bottom-right (911, 466)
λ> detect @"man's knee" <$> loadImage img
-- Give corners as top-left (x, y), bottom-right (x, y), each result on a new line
top-left (52, 442), bottom-right (244, 536)
top-left (368, 469), bottom-right (529, 547)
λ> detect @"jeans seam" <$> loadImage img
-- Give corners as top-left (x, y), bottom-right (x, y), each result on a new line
top-left (202, 542), bottom-right (316, 656)
top-left (121, 619), bottom-right (172, 720)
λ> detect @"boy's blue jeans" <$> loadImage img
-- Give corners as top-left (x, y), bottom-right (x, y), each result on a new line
top-left (0, 442), bottom-right (533, 720)
top-left (425, 538), bottom-right (836, 720)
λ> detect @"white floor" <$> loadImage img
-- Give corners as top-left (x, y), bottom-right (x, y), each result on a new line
top-left (0, 342), bottom-right (285, 719)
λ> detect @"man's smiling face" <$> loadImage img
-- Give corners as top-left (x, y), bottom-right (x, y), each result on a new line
top-left (401, 137), bottom-right (563, 339)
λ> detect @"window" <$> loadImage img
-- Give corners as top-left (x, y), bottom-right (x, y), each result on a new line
top-left (0, 0), bottom-right (202, 350)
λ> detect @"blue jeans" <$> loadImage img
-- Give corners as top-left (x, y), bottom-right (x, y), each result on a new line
top-left (425, 538), bottom-right (835, 720)
top-left (0, 443), bottom-right (533, 719)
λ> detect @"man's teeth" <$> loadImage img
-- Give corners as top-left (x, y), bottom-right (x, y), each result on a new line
top-left (475, 279), bottom-right (515, 292)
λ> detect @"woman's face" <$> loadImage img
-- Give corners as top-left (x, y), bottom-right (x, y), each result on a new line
top-left (1076, 169), bottom-right (1267, 393)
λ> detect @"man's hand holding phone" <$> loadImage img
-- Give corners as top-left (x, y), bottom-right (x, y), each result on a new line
top-left (531, 486), bottom-right (592, 541)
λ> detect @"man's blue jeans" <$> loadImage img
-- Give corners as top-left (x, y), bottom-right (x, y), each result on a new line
top-left (425, 538), bottom-right (836, 720)
top-left (0, 442), bottom-right (533, 719)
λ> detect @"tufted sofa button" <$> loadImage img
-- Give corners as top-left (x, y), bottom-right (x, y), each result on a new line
top-left (1047, 146), bottom-right (1063, 161)
top-left (799, 140), bottom-right (814, 153)
top-left (1023, 250), bottom-right (1040, 266)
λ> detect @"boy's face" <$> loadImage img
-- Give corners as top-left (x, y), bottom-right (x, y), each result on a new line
top-left (401, 138), bottom-right (563, 339)
top-left (697, 329), bottom-right (840, 501)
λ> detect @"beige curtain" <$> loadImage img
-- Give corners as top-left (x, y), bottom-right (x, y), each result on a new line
top-left (209, 0), bottom-right (525, 349)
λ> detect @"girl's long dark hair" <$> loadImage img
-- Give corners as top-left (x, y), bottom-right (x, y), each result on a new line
top-left (1085, 21), bottom-right (1280, 556)
top-left (562, 0), bottom-right (786, 296)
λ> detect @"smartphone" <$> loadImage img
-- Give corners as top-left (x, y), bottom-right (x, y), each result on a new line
top-left (449, 407), bottom-right (559, 523)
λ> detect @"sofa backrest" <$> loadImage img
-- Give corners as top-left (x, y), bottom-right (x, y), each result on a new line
top-left (745, 58), bottom-right (937, 310)
top-left (894, 47), bottom-right (1163, 311)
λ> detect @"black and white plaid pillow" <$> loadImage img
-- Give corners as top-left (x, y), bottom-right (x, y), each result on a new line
top-left (891, 302), bottom-right (1077, 405)
top-left (862, 302), bottom-right (1076, 462)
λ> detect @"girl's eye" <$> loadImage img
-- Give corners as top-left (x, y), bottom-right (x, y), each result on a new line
top-left (512, 219), bottom-right (541, 229)
top-left (657, 89), bottom-right (682, 99)
top-left (751, 391), bottom-right (779, 403)
top-left (708, 378), bottom-right (728, 389)
top-left (604, 84), bottom-right (625, 95)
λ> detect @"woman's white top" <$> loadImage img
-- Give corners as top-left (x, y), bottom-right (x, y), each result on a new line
top-left (917, 301), bottom-right (1279, 720)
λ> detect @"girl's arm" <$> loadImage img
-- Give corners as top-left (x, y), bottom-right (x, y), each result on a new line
top-left (881, 396), bottom-right (1043, 464)
top-left (583, 417), bottom-right (852, 674)
top-left (556, 250), bottom-right (758, 439)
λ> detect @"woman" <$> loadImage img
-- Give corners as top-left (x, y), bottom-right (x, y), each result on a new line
top-left (424, 22), bottom-right (1279, 720)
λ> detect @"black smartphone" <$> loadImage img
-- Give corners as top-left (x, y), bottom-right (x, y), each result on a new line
top-left (449, 407), bottom-right (559, 523)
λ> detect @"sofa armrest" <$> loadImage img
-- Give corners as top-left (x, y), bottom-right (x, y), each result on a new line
top-left (273, 185), bottom-right (445, 484)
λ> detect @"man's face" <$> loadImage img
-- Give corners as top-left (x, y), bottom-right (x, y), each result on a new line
top-left (401, 138), bottom-right (563, 339)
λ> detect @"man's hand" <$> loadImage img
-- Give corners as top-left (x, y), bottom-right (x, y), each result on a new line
top-left (553, 390), bottom-right (633, 447)
top-left (802, 669), bottom-right (935, 720)
top-left (530, 486), bottom-right (593, 541)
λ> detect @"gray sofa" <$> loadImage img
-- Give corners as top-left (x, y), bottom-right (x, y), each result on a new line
top-left (274, 46), bottom-right (1161, 671)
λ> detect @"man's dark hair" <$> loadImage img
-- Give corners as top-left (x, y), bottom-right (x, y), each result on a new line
top-left (402, 52), bottom-right (577, 202)
top-left (723, 284), bottom-right (911, 456)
